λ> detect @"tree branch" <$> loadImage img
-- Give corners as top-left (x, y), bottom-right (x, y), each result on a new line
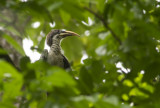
top-left (84, 7), bottom-right (122, 45)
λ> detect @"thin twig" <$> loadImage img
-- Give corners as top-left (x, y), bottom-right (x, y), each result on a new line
top-left (84, 7), bottom-right (122, 45)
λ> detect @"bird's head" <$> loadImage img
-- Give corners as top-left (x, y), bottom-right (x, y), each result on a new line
top-left (46, 29), bottom-right (80, 47)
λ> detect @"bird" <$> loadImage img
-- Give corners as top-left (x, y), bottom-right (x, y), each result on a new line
top-left (40, 29), bottom-right (80, 69)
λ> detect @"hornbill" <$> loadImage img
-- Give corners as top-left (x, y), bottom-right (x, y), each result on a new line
top-left (40, 29), bottom-right (80, 69)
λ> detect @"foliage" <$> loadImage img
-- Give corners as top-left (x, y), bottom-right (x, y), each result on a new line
top-left (0, 0), bottom-right (160, 108)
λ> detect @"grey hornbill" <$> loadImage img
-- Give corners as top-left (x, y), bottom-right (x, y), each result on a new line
top-left (40, 29), bottom-right (80, 69)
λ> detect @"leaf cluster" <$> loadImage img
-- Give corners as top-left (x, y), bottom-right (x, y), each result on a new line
top-left (0, 0), bottom-right (160, 108)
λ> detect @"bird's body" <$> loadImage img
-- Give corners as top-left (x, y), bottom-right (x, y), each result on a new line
top-left (40, 29), bottom-right (79, 69)
top-left (47, 52), bottom-right (64, 67)
top-left (47, 37), bottom-right (64, 67)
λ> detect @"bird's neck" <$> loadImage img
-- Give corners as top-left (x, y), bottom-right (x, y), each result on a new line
top-left (50, 38), bottom-right (61, 55)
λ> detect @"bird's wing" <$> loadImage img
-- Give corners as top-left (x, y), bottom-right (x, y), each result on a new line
top-left (40, 49), bottom-right (48, 61)
top-left (62, 55), bottom-right (70, 69)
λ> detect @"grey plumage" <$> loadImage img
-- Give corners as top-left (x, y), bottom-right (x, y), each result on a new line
top-left (40, 48), bottom-right (70, 69)
top-left (40, 29), bottom-right (79, 69)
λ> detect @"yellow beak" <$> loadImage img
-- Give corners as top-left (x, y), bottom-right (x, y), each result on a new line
top-left (59, 31), bottom-right (80, 37)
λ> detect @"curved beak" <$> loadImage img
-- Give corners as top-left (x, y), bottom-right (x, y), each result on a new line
top-left (59, 31), bottom-right (80, 37)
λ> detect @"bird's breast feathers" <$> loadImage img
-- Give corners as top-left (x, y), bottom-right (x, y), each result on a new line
top-left (47, 52), bottom-right (64, 67)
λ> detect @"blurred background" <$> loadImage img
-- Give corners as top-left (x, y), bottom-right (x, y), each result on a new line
top-left (1, 0), bottom-right (160, 108)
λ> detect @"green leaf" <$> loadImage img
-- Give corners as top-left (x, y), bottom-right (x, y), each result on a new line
top-left (59, 9), bottom-right (71, 25)
top-left (78, 66), bottom-right (94, 94)
top-left (0, 60), bottom-right (23, 101)
top-left (18, 1), bottom-right (53, 22)
top-left (129, 88), bottom-right (148, 98)
top-left (61, 1), bottom-right (85, 21)
top-left (123, 80), bottom-right (134, 87)
top-left (44, 67), bottom-right (76, 87)
top-left (0, 102), bottom-right (16, 108)
top-left (48, 1), bottom-right (63, 11)
top-left (61, 37), bottom-right (83, 62)
top-left (2, 34), bottom-right (25, 56)
top-left (20, 56), bottom-right (31, 70)
top-left (0, 48), bottom-right (7, 55)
